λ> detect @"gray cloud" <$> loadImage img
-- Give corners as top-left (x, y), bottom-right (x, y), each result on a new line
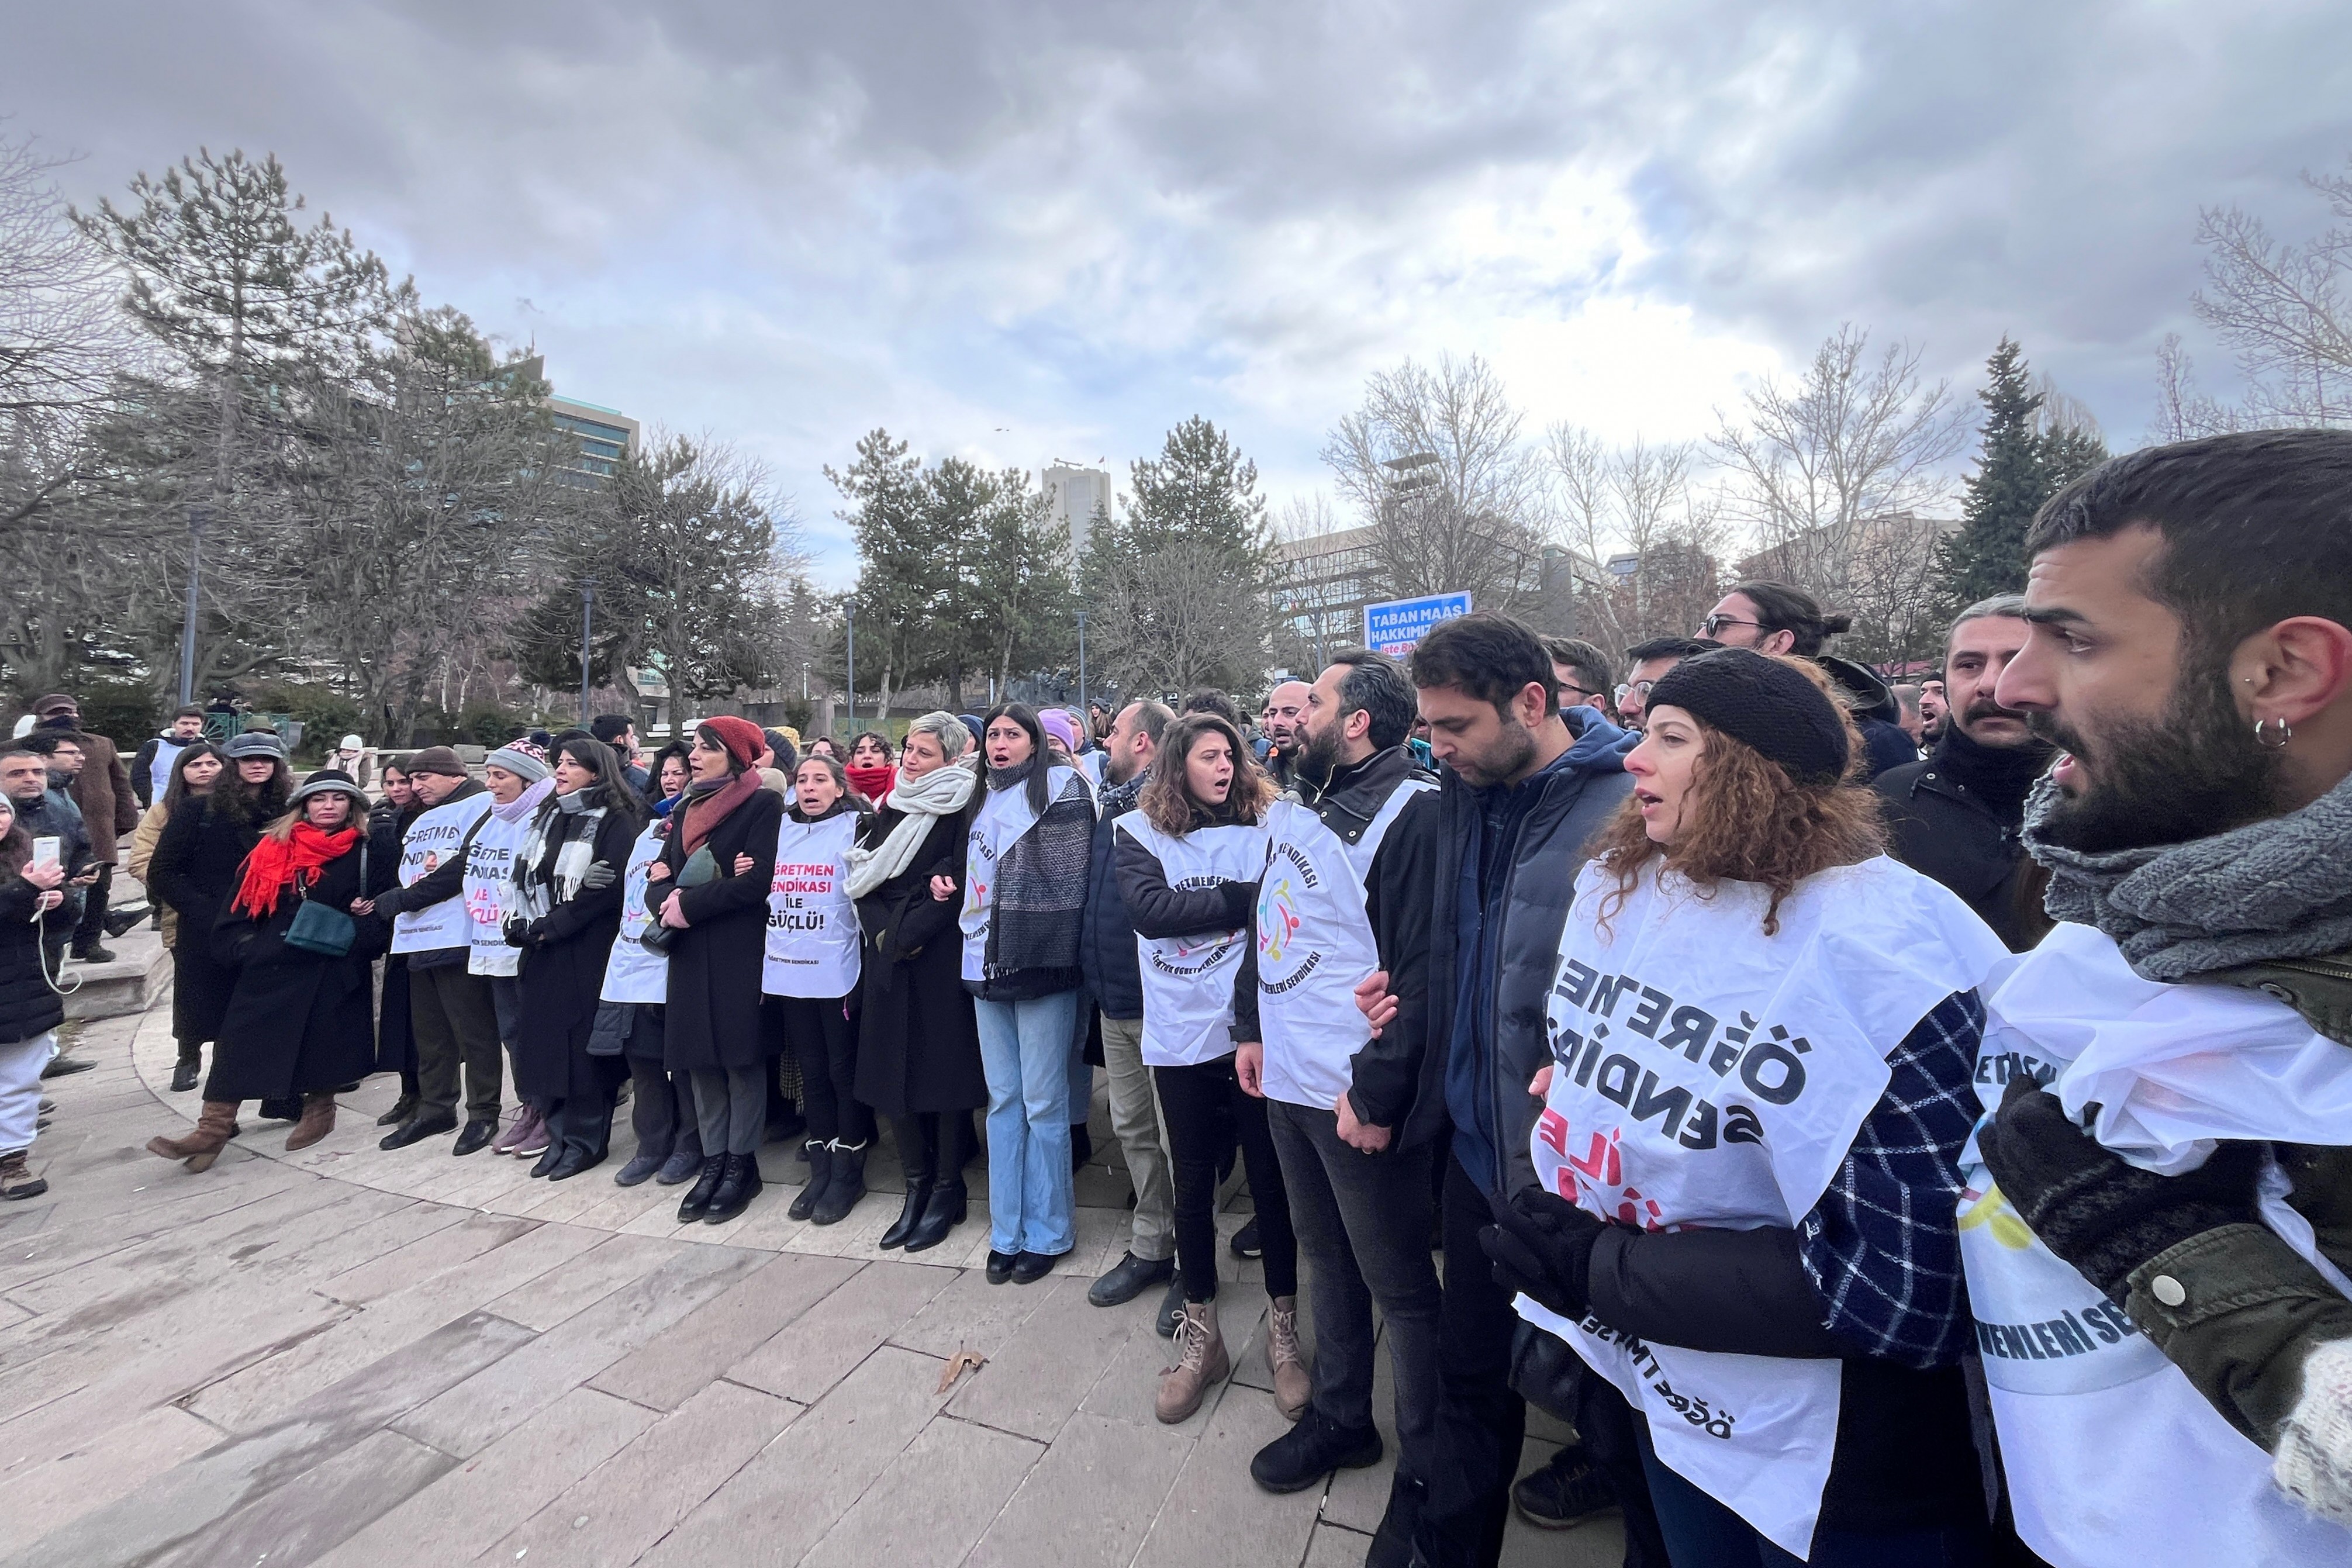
top-left (9, 1), bottom-right (2351, 579)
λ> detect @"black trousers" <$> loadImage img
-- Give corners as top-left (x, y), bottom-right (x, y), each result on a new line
top-left (1153, 1053), bottom-right (1298, 1303)
top-left (72, 864), bottom-right (112, 952)
top-left (777, 993), bottom-right (869, 1146)
top-left (1414, 1150), bottom-right (1528, 1568)
top-left (547, 1055), bottom-right (628, 1160)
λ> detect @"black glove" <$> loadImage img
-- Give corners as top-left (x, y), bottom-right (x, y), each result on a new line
top-left (580, 862), bottom-right (617, 891)
top-left (1980, 1073), bottom-right (2264, 1300)
top-left (502, 916), bottom-right (534, 949)
top-left (1480, 1186), bottom-right (1605, 1321)
top-left (370, 886), bottom-right (406, 917)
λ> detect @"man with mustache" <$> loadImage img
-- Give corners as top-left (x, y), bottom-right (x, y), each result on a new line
top-left (1874, 594), bottom-right (2054, 950)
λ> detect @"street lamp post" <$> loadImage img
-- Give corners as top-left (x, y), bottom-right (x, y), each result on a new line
top-left (579, 577), bottom-right (598, 724)
top-left (177, 505), bottom-right (209, 708)
top-left (1076, 608), bottom-right (1088, 722)
top-left (844, 603), bottom-right (856, 730)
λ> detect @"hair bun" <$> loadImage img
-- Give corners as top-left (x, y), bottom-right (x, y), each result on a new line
top-left (1820, 613), bottom-right (1852, 635)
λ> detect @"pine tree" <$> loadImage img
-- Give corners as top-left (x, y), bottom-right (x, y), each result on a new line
top-left (828, 429), bottom-right (935, 720)
top-left (1940, 339), bottom-right (2050, 603)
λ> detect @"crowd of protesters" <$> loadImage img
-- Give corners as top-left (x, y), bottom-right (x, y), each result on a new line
top-left (7, 429), bottom-right (2352, 1566)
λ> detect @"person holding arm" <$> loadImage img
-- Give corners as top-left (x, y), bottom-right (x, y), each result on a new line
top-left (1492, 648), bottom-right (2008, 1565)
top-left (850, 712), bottom-right (983, 1252)
top-left (963, 703), bottom-right (1097, 1285)
top-left (365, 763), bottom-right (423, 1125)
top-left (1114, 713), bottom-right (1307, 1423)
top-left (657, 717), bottom-right (786, 1224)
top-left (507, 737), bottom-right (643, 1180)
top-left (146, 771), bottom-right (391, 1170)
top-left (766, 751), bottom-right (872, 1225)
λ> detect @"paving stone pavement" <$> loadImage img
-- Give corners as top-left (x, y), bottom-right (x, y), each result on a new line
top-left (0, 1006), bottom-right (1626, 1567)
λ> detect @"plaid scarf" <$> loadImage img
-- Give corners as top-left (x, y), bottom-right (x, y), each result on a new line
top-left (988, 767), bottom-right (1095, 973)
top-left (514, 791), bottom-right (608, 921)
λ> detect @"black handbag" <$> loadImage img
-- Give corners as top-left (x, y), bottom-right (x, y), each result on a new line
top-left (284, 844), bottom-right (366, 958)
top-left (637, 846), bottom-right (719, 957)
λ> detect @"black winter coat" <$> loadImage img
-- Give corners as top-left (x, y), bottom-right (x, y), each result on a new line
top-left (1874, 750), bottom-right (2048, 952)
top-left (659, 786), bottom-right (783, 1073)
top-left (150, 789), bottom-right (278, 1044)
top-left (513, 804), bottom-right (636, 1101)
top-left (1077, 772), bottom-right (1148, 1020)
top-left (367, 801), bottom-right (417, 1075)
top-left (1424, 747), bottom-right (1633, 1195)
top-left (853, 805), bottom-right (985, 1117)
top-left (207, 839), bottom-right (390, 1101)
top-left (0, 873), bottom-right (75, 1045)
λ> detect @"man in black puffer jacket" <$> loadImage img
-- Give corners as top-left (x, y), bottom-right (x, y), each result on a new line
top-left (1078, 699), bottom-right (1180, 1320)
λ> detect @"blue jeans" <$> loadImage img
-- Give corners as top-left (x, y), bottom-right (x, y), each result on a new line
top-left (1636, 1419), bottom-right (1985, 1567)
top-left (975, 991), bottom-right (1080, 1257)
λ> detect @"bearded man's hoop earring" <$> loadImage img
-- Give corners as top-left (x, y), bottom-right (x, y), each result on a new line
top-left (2255, 716), bottom-right (2294, 750)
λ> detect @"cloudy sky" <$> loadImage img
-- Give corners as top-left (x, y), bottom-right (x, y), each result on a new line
top-left (11, 1), bottom-right (2352, 583)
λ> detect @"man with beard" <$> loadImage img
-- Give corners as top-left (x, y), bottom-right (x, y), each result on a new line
top-left (1919, 678), bottom-right (1949, 743)
top-left (1233, 651), bottom-right (1443, 1563)
top-left (1616, 636), bottom-right (1710, 730)
top-left (1967, 431), bottom-right (2352, 1561)
top-left (1876, 595), bottom-right (2055, 950)
top-left (1259, 680), bottom-right (1311, 788)
top-left (1079, 699), bottom-right (1186, 1327)
top-left (1383, 613), bottom-right (1649, 1566)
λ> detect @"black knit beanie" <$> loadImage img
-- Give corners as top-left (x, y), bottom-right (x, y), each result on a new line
top-left (1644, 647), bottom-right (1850, 785)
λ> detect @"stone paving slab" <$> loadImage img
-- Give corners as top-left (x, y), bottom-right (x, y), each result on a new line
top-left (0, 1006), bottom-right (1622, 1568)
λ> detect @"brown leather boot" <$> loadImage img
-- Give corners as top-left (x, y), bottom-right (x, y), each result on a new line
top-left (146, 1100), bottom-right (240, 1172)
top-left (284, 1092), bottom-right (337, 1152)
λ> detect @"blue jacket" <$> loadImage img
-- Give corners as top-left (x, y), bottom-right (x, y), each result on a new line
top-left (1435, 706), bottom-right (1638, 1204)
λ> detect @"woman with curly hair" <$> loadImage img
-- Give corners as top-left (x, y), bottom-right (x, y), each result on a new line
top-left (1114, 712), bottom-right (1307, 1424)
top-left (1491, 648), bottom-right (2008, 1566)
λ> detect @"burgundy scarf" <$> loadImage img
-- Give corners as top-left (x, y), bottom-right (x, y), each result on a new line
top-left (677, 769), bottom-right (764, 855)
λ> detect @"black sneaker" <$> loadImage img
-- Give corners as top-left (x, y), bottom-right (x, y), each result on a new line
top-left (1229, 1218), bottom-right (1262, 1259)
top-left (1249, 1407), bottom-right (1383, 1494)
top-left (1512, 1443), bottom-right (1617, 1529)
top-left (985, 1249), bottom-right (1019, 1285)
top-left (71, 944), bottom-right (116, 965)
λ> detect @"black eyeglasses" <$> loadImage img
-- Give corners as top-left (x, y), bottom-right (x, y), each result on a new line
top-left (1698, 614), bottom-right (1766, 638)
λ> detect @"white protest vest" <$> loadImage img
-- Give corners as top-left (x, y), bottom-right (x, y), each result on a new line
top-left (1520, 855), bottom-right (2006, 1560)
top-left (1957, 923), bottom-right (2352, 1568)
top-left (961, 765), bottom-right (1077, 983)
top-left (1116, 814), bottom-right (1268, 1068)
top-left (391, 792), bottom-right (492, 954)
top-left (464, 809), bottom-right (532, 977)
top-left (1255, 779), bottom-right (1432, 1110)
top-left (147, 738), bottom-right (185, 804)
top-left (599, 824), bottom-right (669, 1004)
top-left (762, 814), bottom-right (862, 999)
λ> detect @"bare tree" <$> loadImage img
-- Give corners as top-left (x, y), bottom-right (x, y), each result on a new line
top-left (1323, 353), bottom-right (1551, 608)
top-left (2191, 165), bottom-right (2352, 427)
top-left (1548, 425), bottom-right (1729, 656)
top-left (1086, 536), bottom-right (1270, 697)
top-left (0, 129), bottom-right (143, 531)
top-left (1710, 325), bottom-right (1966, 665)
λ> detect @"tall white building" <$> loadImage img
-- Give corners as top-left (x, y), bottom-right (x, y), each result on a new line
top-left (1043, 464), bottom-right (1114, 559)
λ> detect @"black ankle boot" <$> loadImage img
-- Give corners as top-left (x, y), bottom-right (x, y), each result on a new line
top-left (170, 1049), bottom-right (201, 1093)
top-left (879, 1177), bottom-right (931, 1249)
top-left (703, 1152), bottom-right (762, 1224)
top-left (788, 1141), bottom-right (831, 1222)
top-left (904, 1177), bottom-right (967, 1253)
top-left (811, 1139), bottom-right (866, 1225)
top-left (678, 1152), bottom-right (730, 1222)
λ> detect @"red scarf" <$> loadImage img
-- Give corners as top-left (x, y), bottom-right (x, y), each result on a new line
top-left (846, 762), bottom-right (896, 804)
top-left (678, 769), bottom-right (765, 855)
top-left (233, 823), bottom-right (360, 919)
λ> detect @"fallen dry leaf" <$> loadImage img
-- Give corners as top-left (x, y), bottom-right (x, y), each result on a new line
top-left (936, 1348), bottom-right (987, 1394)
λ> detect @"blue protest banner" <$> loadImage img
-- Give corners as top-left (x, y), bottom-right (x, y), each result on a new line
top-left (1363, 592), bottom-right (1473, 657)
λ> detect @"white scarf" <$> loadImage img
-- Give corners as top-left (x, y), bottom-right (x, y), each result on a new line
top-left (845, 759), bottom-right (976, 899)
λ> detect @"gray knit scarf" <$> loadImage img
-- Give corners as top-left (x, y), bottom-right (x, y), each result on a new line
top-left (2022, 769), bottom-right (2352, 981)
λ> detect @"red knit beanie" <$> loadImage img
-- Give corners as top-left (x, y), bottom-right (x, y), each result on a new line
top-left (697, 715), bottom-right (767, 770)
